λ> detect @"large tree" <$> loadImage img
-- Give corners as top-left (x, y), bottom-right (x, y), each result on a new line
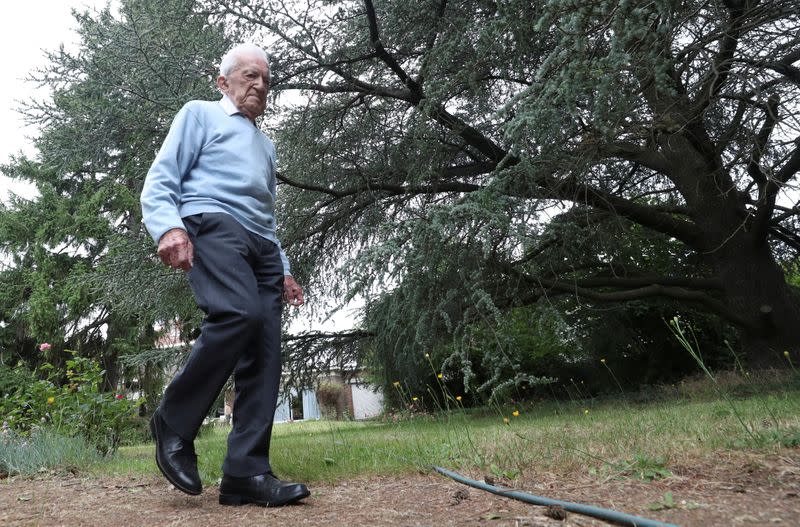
top-left (0, 0), bottom-right (229, 384)
top-left (210, 0), bottom-right (800, 368)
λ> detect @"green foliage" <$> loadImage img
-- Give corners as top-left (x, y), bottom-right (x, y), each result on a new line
top-left (0, 363), bottom-right (52, 433)
top-left (488, 463), bottom-right (520, 482)
top-left (618, 454), bottom-right (672, 482)
top-left (786, 263), bottom-right (800, 289)
top-left (734, 426), bottom-right (800, 450)
top-left (0, 354), bottom-right (141, 455)
top-left (588, 452), bottom-right (672, 482)
top-left (647, 492), bottom-right (677, 512)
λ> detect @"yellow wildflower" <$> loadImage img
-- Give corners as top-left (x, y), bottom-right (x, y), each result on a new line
top-left (584, 409), bottom-right (589, 415)
top-left (503, 417), bottom-right (510, 425)
top-left (455, 396), bottom-right (462, 401)
top-left (392, 381), bottom-right (401, 387)
top-left (412, 396), bottom-right (418, 401)
top-left (47, 396), bottom-right (55, 405)
top-left (785, 351), bottom-right (791, 358)
top-left (512, 410), bottom-right (520, 417)
top-left (424, 353), bottom-right (430, 358)
top-left (437, 373), bottom-right (443, 379)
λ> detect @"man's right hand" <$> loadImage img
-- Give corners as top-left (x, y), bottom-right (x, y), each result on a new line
top-left (158, 228), bottom-right (194, 271)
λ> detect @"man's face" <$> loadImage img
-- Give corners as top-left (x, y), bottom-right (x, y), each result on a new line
top-left (217, 53), bottom-right (270, 121)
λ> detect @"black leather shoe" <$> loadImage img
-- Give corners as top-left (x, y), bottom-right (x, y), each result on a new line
top-left (219, 472), bottom-right (310, 507)
top-left (149, 408), bottom-right (202, 495)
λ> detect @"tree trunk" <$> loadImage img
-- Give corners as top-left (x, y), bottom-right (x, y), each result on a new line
top-left (706, 229), bottom-right (800, 368)
top-left (664, 133), bottom-right (800, 368)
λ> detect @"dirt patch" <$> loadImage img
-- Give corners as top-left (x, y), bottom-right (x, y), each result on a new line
top-left (1, 451), bottom-right (798, 526)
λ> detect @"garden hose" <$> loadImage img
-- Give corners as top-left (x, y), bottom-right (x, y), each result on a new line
top-left (433, 466), bottom-right (679, 527)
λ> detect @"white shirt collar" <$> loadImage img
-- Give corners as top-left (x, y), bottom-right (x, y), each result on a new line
top-left (219, 94), bottom-right (240, 116)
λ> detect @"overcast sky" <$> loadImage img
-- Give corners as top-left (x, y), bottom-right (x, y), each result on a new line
top-left (0, 0), bottom-right (111, 201)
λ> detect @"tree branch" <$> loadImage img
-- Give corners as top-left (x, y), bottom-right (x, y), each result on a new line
top-left (600, 142), bottom-right (672, 174)
top-left (496, 257), bottom-right (755, 329)
top-left (716, 96), bottom-right (749, 152)
top-left (425, 105), bottom-right (510, 163)
top-left (770, 202), bottom-right (800, 224)
top-left (571, 276), bottom-right (724, 290)
top-left (747, 94), bottom-right (779, 189)
top-left (278, 80), bottom-right (411, 100)
top-left (271, 3), bottom-right (693, 248)
top-left (276, 169), bottom-right (484, 198)
top-left (217, 1), bottom-right (417, 104)
top-left (768, 223), bottom-right (800, 253)
top-left (534, 278), bottom-right (755, 329)
top-left (416, 0), bottom-right (448, 85)
top-left (693, 4), bottom-right (745, 113)
top-left (284, 329), bottom-right (374, 342)
top-left (363, 0), bottom-right (423, 95)
top-left (753, 137), bottom-right (800, 242)
top-left (736, 48), bottom-right (800, 87)
top-left (498, 171), bottom-right (701, 246)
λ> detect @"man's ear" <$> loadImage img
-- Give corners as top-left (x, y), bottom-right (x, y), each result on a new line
top-left (216, 75), bottom-right (228, 92)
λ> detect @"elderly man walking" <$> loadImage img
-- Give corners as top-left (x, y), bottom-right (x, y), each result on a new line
top-left (140, 43), bottom-right (309, 507)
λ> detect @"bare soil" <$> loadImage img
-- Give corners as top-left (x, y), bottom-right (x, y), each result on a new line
top-left (1, 451), bottom-right (799, 526)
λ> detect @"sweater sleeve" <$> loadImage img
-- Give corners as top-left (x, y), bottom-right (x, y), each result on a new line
top-left (141, 103), bottom-right (204, 244)
top-left (268, 148), bottom-right (292, 276)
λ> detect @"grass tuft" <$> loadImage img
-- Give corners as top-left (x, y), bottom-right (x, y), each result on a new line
top-left (1, 427), bottom-right (100, 477)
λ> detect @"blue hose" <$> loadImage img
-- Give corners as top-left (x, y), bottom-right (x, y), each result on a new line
top-left (433, 466), bottom-right (679, 527)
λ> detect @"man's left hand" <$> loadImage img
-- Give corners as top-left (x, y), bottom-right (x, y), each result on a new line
top-left (284, 276), bottom-right (304, 306)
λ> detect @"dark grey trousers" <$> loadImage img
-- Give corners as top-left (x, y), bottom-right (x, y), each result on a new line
top-left (160, 212), bottom-right (284, 477)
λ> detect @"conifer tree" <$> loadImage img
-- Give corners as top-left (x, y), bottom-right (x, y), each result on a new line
top-left (210, 0), bottom-right (800, 375)
top-left (0, 0), bottom-right (229, 393)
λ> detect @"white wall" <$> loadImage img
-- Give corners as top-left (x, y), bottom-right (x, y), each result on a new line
top-left (350, 382), bottom-right (384, 420)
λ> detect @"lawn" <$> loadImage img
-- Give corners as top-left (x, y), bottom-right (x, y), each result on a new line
top-left (94, 374), bottom-right (800, 486)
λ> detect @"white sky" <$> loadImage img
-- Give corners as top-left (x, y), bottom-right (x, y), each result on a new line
top-left (0, 0), bottom-right (111, 201)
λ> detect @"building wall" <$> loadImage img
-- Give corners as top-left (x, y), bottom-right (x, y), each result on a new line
top-left (349, 381), bottom-right (384, 420)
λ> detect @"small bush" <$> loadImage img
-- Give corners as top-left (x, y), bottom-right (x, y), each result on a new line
top-left (315, 383), bottom-right (345, 419)
top-left (0, 353), bottom-right (141, 455)
top-left (0, 427), bottom-right (99, 477)
top-left (118, 415), bottom-right (152, 446)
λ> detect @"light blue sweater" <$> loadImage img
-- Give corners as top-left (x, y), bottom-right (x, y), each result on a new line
top-left (141, 96), bottom-right (290, 275)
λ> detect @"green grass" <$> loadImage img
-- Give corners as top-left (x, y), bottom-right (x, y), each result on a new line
top-left (93, 377), bottom-right (800, 485)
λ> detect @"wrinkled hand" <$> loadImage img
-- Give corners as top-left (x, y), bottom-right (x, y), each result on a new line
top-left (283, 275), bottom-right (304, 306)
top-left (157, 228), bottom-right (194, 271)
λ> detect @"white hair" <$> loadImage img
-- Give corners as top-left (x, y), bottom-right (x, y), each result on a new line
top-left (219, 43), bottom-right (269, 76)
